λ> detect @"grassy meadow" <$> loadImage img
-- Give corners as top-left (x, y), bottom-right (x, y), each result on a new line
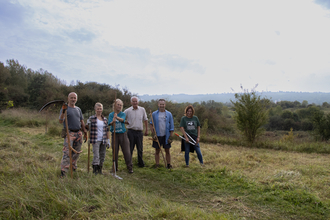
top-left (0, 109), bottom-right (330, 219)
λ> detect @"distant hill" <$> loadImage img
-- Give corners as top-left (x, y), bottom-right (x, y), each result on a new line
top-left (139, 92), bottom-right (330, 105)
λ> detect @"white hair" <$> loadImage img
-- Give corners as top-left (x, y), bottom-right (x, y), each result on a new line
top-left (131, 96), bottom-right (139, 102)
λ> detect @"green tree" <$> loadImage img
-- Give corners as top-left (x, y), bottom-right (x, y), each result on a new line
top-left (312, 111), bottom-right (330, 141)
top-left (231, 88), bottom-right (270, 144)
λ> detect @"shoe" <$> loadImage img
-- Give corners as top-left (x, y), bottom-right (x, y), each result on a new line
top-left (60, 170), bottom-right (66, 178)
top-left (128, 169), bottom-right (134, 174)
top-left (186, 165), bottom-right (189, 168)
top-left (99, 165), bottom-right (103, 175)
top-left (167, 164), bottom-right (172, 169)
top-left (92, 165), bottom-right (97, 174)
top-left (153, 164), bottom-right (160, 169)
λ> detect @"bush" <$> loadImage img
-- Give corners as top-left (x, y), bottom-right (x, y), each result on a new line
top-left (231, 87), bottom-right (270, 144)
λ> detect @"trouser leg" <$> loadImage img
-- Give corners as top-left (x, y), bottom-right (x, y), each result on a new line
top-left (184, 142), bottom-right (190, 166)
top-left (92, 142), bottom-right (101, 165)
top-left (120, 132), bottom-right (133, 171)
top-left (61, 131), bottom-right (82, 173)
top-left (135, 131), bottom-right (144, 167)
top-left (127, 130), bottom-right (135, 156)
top-left (194, 145), bottom-right (204, 164)
top-left (99, 142), bottom-right (106, 166)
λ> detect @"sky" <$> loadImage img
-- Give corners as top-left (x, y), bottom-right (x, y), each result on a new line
top-left (1, 0), bottom-right (330, 96)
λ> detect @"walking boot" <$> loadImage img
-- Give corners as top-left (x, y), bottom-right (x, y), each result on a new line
top-left (60, 170), bottom-right (66, 178)
top-left (98, 165), bottom-right (103, 175)
top-left (92, 165), bottom-right (97, 174)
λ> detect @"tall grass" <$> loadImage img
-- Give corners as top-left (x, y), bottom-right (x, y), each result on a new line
top-left (1, 109), bottom-right (330, 219)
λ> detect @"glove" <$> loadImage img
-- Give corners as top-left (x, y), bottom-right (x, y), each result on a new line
top-left (106, 139), bottom-right (111, 149)
top-left (151, 131), bottom-right (157, 141)
top-left (83, 131), bottom-right (88, 143)
top-left (167, 136), bottom-right (173, 144)
top-left (62, 103), bottom-right (68, 114)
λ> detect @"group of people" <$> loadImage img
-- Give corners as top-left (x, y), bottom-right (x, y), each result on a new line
top-left (59, 92), bottom-right (204, 177)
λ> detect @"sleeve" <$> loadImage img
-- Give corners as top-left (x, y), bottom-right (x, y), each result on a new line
top-left (143, 108), bottom-right (148, 121)
top-left (78, 107), bottom-right (83, 120)
top-left (104, 118), bottom-right (109, 132)
top-left (179, 116), bottom-right (185, 128)
top-left (108, 113), bottom-right (113, 126)
top-left (169, 113), bottom-right (174, 131)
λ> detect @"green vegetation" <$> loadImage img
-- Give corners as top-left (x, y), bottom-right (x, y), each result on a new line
top-left (1, 109), bottom-right (330, 219)
top-left (231, 87), bottom-right (270, 144)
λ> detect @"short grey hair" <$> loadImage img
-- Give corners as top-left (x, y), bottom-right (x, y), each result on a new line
top-left (131, 96), bottom-right (139, 102)
top-left (94, 102), bottom-right (103, 109)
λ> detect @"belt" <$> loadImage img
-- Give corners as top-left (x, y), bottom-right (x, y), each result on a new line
top-left (69, 129), bottom-right (80, 132)
top-left (128, 129), bottom-right (142, 132)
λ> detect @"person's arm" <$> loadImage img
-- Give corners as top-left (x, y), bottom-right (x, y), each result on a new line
top-left (180, 127), bottom-right (189, 142)
top-left (144, 120), bottom-right (148, 136)
top-left (196, 126), bottom-right (200, 144)
top-left (59, 112), bottom-right (64, 124)
top-left (59, 104), bottom-right (67, 124)
top-left (114, 113), bottom-right (125, 123)
top-left (81, 120), bottom-right (87, 133)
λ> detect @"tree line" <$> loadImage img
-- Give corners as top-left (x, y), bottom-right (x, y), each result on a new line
top-left (2, 59), bottom-right (330, 141)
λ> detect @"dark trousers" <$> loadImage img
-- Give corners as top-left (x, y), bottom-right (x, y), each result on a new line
top-left (111, 132), bottom-right (133, 171)
top-left (127, 129), bottom-right (144, 167)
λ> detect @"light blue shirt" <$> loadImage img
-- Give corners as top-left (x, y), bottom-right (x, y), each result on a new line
top-left (150, 110), bottom-right (174, 144)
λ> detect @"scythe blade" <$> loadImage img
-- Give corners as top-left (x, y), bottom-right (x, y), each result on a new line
top-left (39, 100), bottom-right (65, 113)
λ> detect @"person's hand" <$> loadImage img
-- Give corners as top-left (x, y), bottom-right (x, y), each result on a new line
top-left (144, 130), bottom-right (148, 136)
top-left (62, 103), bottom-right (68, 114)
top-left (83, 131), bottom-right (88, 143)
top-left (167, 136), bottom-right (173, 144)
top-left (106, 139), bottom-right (111, 149)
top-left (196, 137), bottom-right (200, 144)
top-left (184, 136), bottom-right (189, 143)
top-left (113, 113), bottom-right (117, 122)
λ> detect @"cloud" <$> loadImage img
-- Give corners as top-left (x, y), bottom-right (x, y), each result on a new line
top-left (64, 28), bottom-right (97, 43)
top-left (314, 0), bottom-right (330, 10)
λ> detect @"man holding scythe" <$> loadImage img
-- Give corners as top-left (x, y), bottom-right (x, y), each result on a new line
top-left (150, 99), bottom-right (174, 169)
top-left (59, 92), bottom-right (87, 177)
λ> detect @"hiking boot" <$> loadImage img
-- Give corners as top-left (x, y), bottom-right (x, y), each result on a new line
top-left (60, 170), bottom-right (66, 178)
top-left (98, 165), bottom-right (103, 175)
top-left (128, 169), bottom-right (134, 174)
top-left (93, 165), bottom-right (98, 174)
top-left (167, 164), bottom-right (173, 169)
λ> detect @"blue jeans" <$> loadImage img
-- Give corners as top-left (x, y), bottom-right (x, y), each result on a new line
top-left (184, 142), bottom-right (203, 165)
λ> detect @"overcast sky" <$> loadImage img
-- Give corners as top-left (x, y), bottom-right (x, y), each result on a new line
top-left (1, 0), bottom-right (330, 95)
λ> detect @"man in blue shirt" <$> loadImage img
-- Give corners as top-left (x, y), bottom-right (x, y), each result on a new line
top-left (150, 99), bottom-right (174, 169)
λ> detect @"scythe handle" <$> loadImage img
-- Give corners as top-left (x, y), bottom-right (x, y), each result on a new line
top-left (150, 110), bottom-right (167, 167)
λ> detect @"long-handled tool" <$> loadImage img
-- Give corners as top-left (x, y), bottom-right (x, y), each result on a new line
top-left (87, 117), bottom-right (91, 173)
top-left (112, 98), bottom-right (123, 180)
top-left (150, 110), bottom-right (167, 167)
top-left (64, 110), bottom-right (73, 178)
top-left (175, 133), bottom-right (196, 145)
top-left (185, 132), bottom-right (197, 145)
